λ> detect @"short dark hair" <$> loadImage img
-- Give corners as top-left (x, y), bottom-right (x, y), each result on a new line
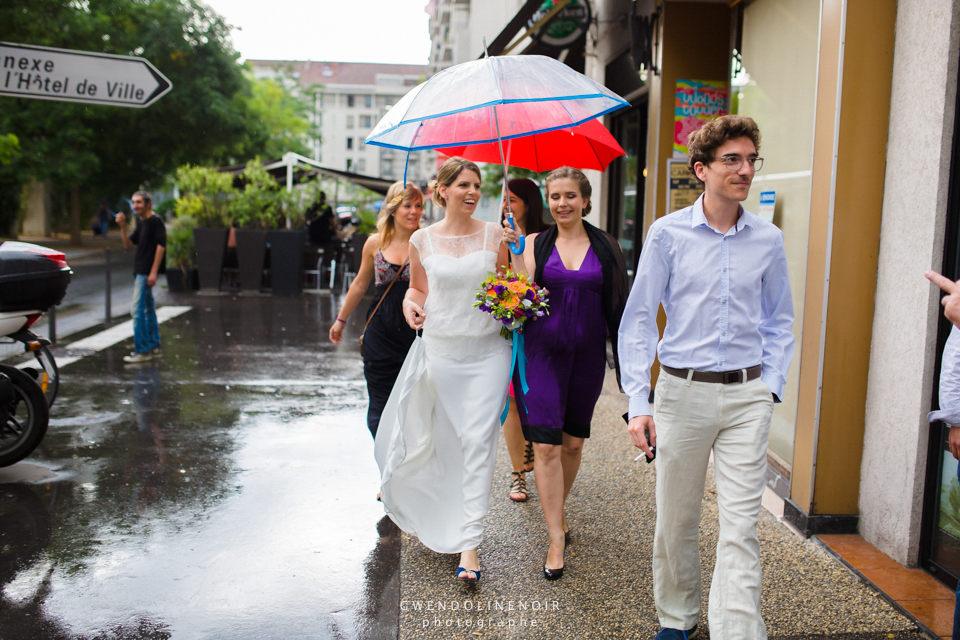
top-left (501, 178), bottom-right (548, 235)
top-left (132, 190), bottom-right (152, 207)
top-left (687, 115), bottom-right (762, 184)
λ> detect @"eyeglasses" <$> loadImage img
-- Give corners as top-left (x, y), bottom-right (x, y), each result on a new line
top-left (713, 155), bottom-right (764, 172)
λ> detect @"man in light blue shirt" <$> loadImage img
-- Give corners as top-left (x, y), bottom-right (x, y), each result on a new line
top-left (618, 115), bottom-right (795, 640)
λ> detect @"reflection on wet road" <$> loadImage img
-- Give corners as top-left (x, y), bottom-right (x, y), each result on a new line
top-left (0, 295), bottom-right (398, 639)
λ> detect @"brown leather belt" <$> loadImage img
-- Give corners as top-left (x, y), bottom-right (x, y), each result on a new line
top-left (662, 364), bottom-right (762, 384)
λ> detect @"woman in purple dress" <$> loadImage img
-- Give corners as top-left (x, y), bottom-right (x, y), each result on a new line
top-left (504, 167), bottom-right (627, 580)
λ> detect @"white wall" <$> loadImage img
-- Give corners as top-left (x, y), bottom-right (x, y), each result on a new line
top-left (860, 0), bottom-right (960, 565)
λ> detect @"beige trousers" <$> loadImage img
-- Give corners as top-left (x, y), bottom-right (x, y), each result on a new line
top-left (652, 370), bottom-right (774, 639)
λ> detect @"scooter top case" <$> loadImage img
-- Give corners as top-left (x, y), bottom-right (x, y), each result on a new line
top-left (0, 242), bottom-right (72, 312)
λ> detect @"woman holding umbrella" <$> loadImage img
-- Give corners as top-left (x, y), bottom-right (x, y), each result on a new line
top-left (375, 157), bottom-right (513, 582)
top-left (504, 166), bottom-right (628, 580)
top-left (500, 178), bottom-right (550, 503)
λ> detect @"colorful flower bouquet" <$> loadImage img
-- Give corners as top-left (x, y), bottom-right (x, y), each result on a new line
top-left (474, 269), bottom-right (550, 340)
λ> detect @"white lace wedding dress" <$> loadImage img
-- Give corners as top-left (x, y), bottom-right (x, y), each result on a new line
top-left (374, 222), bottom-right (512, 553)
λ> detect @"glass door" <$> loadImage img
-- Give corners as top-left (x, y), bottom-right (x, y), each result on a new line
top-left (608, 100), bottom-right (648, 277)
top-left (921, 57), bottom-right (960, 589)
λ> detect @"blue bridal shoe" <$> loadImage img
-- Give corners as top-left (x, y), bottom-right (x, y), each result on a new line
top-left (654, 625), bottom-right (698, 639)
top-left (456, 567), bottom-right (480, 582)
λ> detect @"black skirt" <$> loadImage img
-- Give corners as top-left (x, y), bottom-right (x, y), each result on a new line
top-left (362, 280), bottom-right (416, 437)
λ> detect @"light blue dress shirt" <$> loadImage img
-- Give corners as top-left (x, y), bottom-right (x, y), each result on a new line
top-left (929, 324), bottom-right (960, 426)
top-left (618, 195), bottom-right (796, 418)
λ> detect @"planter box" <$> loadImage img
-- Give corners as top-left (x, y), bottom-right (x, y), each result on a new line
top-left (193, 227), bottom-right (228, 291)
top-left (235, 229), bottom-right (269, 292)
top-left (166, 268), bottom-right (199, 293)
top-left (268, 229), bottom-right (305, 296)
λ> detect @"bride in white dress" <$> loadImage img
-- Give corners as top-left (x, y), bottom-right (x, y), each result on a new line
top-left (374, 157), bottom-right (512, 582)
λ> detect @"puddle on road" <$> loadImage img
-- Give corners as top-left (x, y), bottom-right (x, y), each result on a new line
top-left (0, 296), bottom-right (397, 640)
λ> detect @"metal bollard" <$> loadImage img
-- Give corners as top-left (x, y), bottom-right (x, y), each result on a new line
top-left (48, 305), bottom-right (56, 344)
top-left (105, 247), bottom-right (112, 323)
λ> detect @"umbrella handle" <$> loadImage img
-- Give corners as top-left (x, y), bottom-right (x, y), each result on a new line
top-left (508, 216), bottom-right (525, 255)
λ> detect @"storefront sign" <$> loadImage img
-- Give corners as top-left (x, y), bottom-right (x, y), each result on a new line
top-left (758, 190), bottom-right (776, 222)
top-left (673, 79), bottom-right (729, 155)
top-left (528, 0), bottom-right (592, 50)
top-left (666, 159), bottom-right (704, 215)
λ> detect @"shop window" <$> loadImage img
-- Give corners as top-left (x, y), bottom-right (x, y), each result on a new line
top-left (734, 0), bottom-right (820, 469)
top-left (607, 103), bottom-right (647, 277)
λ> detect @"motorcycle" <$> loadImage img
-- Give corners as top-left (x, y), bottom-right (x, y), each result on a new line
top-left (0, 241), bottom-right (71, 467)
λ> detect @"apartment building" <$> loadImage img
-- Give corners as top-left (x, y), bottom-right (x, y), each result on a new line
top-left (247, 60), bottom-right (436, 183)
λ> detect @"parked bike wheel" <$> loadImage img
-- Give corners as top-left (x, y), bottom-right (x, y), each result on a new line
top-left (0, 364), bottom-right (49, 467)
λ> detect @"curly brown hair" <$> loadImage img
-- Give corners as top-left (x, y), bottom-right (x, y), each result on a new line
top-left (687, 115), bottom-right (762, 185)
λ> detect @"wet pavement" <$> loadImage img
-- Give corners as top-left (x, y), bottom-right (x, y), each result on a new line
top-left (0, 291), bottom-right (941, 639)
top-left (0, 293), bottom-right (398, 640)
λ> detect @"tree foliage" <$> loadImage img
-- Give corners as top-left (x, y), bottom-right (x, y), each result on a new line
top-left (0, 0), bottom-right (317, 234)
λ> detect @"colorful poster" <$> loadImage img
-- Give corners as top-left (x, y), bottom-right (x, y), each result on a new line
top-left (666, 159), bottom-right (704, 215)
top-left (674, 79), bottom-right (729, 155)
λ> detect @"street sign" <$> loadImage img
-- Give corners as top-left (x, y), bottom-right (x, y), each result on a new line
top-left (0, 42), bottom-right (172, 108)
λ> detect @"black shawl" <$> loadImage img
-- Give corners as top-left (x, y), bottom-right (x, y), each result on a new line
top-left (533, 220), bottom-right (629, 390)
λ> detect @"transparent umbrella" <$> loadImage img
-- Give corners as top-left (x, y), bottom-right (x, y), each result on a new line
top-left (365, 55), bottom-right (628, 252)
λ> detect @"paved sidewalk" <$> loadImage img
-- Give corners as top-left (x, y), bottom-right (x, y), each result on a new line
top-left (397, 372), bottom-right (930, 639)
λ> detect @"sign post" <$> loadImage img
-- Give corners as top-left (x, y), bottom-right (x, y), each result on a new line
top-left (0, 42), bottom-right (172, 108)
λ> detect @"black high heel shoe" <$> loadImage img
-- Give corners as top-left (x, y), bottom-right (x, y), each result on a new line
top-left (543, 564), bottom-right (564, 580)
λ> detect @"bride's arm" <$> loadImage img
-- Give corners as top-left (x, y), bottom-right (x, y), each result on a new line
top-left (403, 242), bottom-right (428, 330)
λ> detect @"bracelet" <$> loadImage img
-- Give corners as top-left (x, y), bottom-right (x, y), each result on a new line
top-left (335, 317), bottom-right (347, 324)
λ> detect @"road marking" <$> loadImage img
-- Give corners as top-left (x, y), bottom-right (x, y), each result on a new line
top-left (37, 305), bottom-right (192, 370)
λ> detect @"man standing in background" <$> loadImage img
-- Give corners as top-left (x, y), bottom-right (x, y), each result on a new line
top-left (115, 190), bottom-right (166, 364)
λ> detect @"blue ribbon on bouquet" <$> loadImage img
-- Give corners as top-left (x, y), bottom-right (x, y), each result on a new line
top-left (500, 331), bottom-right (529, 425)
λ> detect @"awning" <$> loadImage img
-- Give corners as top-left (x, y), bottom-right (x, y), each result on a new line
top-left (220, 152), bottom-right (395, 195)
top-left (482, 0), bottom-right (590, 72)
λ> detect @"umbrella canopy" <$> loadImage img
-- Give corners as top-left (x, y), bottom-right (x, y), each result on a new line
top-left (436, 118), bottom-right (625, 172)
top-left (365, 55), bottom-right (628, 152)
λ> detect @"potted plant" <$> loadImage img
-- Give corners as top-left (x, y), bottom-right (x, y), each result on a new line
top-left (228, 158), bottom-right (280, 293)
top-left (166, 214), bottom-right (199, 292)
top-left (175, 165), bottom-right (234, 291)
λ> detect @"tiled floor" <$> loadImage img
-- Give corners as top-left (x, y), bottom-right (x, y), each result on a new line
top-left (818, 534), bottom-right (956, 639)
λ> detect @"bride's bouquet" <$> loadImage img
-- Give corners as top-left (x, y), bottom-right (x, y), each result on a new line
top-left (474, 269), bottom-right (550, 340)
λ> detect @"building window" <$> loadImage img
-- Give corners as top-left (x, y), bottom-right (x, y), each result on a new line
top-left (346, 158), bottom-right (354, 172)
top-left (357, 158), bottom-right (366, 173)
top-left (346, 115), bottom-right (355, 128)
top-left (346, 137), bottom-right (354, 150)
top-left (442, 48), bottom-right (452, 62)
top-left (347, 94), bottom-right (355, 107)
top-left (382, 158), bottom-right (394, 177)
top-left (364, 94), bottom-right (372, 108)
top-left (360, 115), bottom-right (372, 129)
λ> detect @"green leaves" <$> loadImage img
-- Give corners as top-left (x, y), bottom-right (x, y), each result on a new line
top-left (174, 164), bottom-right (234, 228)
top-left (0, 134), bottom-right (19, 166)
top-left (228, 157), bottom-right (280, 229)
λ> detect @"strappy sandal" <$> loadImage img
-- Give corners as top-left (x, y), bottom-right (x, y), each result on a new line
top-left (509, 471), bottom-right (528, 502)
top-left (523, 441), bottom-right (534, 472)
top-left (456, 566), bottom-right (481, 582)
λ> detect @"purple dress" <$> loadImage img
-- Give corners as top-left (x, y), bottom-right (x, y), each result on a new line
top-left (514, 245), bottom-right (607, 445)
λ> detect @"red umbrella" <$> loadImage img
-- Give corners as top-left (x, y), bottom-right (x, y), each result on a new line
top-left (436, 118), bottom-right (625, 172)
